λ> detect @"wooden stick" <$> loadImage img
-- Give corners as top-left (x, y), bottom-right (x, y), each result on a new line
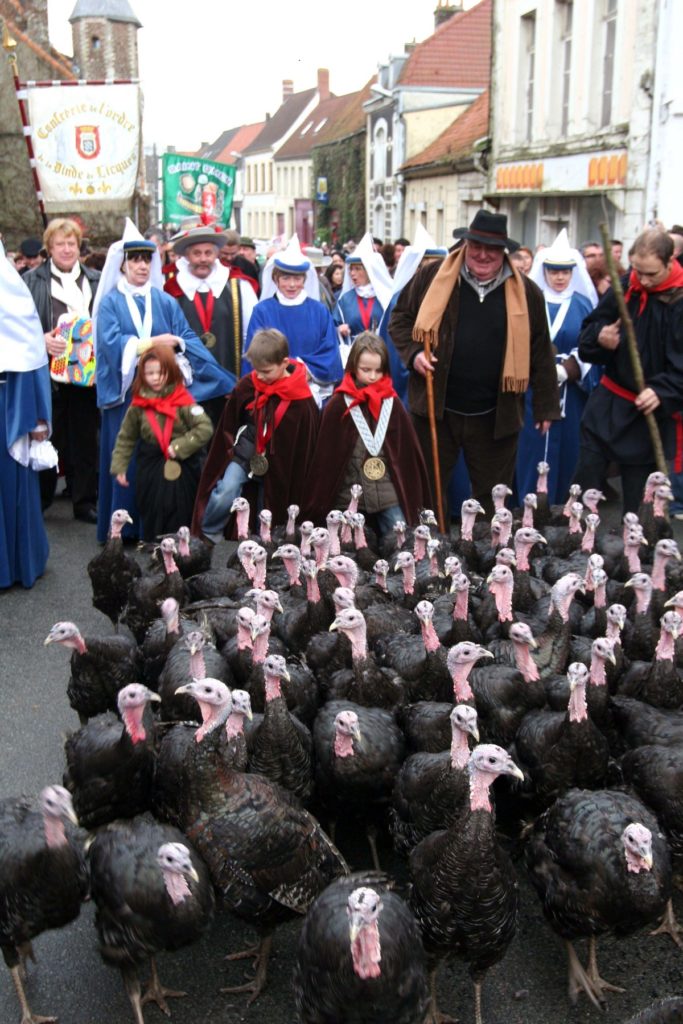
top-left (423, 335), bottom-right (446, 533)
top-left (598, 222), bottom-right (668, 476)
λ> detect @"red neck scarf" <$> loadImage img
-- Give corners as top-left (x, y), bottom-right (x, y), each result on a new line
top-left (246, 360), bottom-right (312, 455)
top-left (132, 384), bottom-right (195, 457)
top-left (246, 360), bottom-right (312, 411)
top-left (624, 261), bottom-right (683, 315)
top-left (336, 372), bottom-right (397, 421)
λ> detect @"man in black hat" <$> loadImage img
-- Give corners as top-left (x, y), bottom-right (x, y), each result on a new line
top-left (390, 210), bottom-right (560, 516)
top-left (16, 238), bottom-right (43, 275)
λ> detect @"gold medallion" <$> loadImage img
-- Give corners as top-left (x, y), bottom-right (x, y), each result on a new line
top-left (164, 459), bottom-right (182, 481)
top-left (363, 457), bottom-right (386, 481)
top-left (202, 331), bottom-right (216, 349)
top-left (249, 454), bottom-right (269, 477)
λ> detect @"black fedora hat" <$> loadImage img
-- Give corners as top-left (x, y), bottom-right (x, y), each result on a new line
top-left (453, 210), bottom-right (520, 252)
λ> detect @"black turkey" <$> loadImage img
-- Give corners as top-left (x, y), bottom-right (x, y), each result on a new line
top-left (44, 619), bottom-right (139, 724)
top-left (157, 628), bottom-right (232, 721)
top-left (147, 525), bottom-right (212, 579)
top-left (87, 508), bottom-right (141, 628)
top-left (409, 744), bottom-right (524, 1024)
top-left (293, 876), bottom-right (429, 1024)
top-left (63, 683), bottom-right (160, 830)
top-left (526, 787), bottom-right (672, 1007)
top-left (0, 786), bottom-right (87, 1024)
top-left (88, 815), bottom-right (214, 1024)
top-left (621, 998), bottom-right (683, 1024)
top-left (326, 607), bottom-right (408, 709)
top-left (390, 704), bottom-right (479, 856)
top-left (122, 537), bottom-right (186, 643)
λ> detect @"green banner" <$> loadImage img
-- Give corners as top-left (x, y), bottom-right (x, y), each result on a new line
top-left (161, 153), bottom-right (235, 227)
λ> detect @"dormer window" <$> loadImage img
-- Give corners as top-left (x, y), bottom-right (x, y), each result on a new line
top-left (300, 121), bottom-right (313, 136)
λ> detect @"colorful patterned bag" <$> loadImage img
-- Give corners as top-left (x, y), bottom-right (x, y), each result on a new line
top-left (50, 315), bottom-right (96, 386)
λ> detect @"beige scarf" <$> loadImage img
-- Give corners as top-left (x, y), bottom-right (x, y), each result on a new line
top-left (411, 246), bottom-right (530, 393)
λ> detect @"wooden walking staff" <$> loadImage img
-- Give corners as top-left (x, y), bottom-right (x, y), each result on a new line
top-left (598, 222), bottom-right (669, 476)
top-left (423, 333), bottom-right (446, 534)
top-left (2, 23), bottom-right (48, 229)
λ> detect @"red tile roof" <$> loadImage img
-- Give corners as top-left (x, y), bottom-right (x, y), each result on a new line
top-left (209, 122), bottom-right (265, 164)
top-left (275, 94), bottom-right (354, 160)
top-left (311, 77), bottom-right (376, 147)
top-left (402, 89), bottom-right (489, 172)
top-left (243, 88), bottom-right (317, 155)
top-left (399, 0), bottom-right (492, 90)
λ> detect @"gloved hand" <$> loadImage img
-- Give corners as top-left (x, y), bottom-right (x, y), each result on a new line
top-left (556, 363), bottom-right (568, 386)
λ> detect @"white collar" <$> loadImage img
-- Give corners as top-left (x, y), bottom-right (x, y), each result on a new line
top-left (355, 284), bottom-right (376, 299)
top-left (175, 256), bottom-right (229, 300)
top-left (275, 289), bottom-right (307, 307)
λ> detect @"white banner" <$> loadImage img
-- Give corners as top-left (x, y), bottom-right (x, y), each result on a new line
top-left (27, 83), bottom-right (140, 204)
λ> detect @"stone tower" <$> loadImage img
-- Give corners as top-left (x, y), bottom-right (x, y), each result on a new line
top-left (69, 0), bottom-right (141, 80)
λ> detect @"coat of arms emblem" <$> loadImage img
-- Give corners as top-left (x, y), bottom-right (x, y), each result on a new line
top-left (75, 125), bottom-right (100, 160)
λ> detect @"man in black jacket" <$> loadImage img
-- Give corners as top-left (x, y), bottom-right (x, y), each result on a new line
top-left (25, 218), bottom-right (100, 521)
top-left (573, 228), bottom-right (683, 512)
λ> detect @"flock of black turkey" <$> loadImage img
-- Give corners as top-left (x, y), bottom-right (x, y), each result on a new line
top-left (4, 473), bottom-right (683, 1024)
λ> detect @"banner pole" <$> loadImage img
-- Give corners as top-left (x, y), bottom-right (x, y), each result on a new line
top-left (3, 23), bottom-right (48, 229)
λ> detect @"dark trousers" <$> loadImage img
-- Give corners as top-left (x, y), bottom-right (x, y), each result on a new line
top-left (573, 443), bottom-right (654, 514)
top-left (48, 382), bottom-right (99, 515)
top-left (413, 409), bottom-right (519, 520)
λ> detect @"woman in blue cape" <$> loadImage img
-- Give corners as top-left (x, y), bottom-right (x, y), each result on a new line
top-left (0, 243), bottom-right (51, 588)
top-left (243, 234), bottom-right (342, 407)
top-left (515, 230), bottom-right (599, 505)
top-left (94, 227), bottom-right (234, 543)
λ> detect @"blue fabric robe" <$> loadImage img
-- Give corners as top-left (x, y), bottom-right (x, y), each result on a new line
top-left (0, 366), bottom-right (51, 588)
top-left (515, 291), bottom-right (597, 504)
top-left (244, 296), bottom-right (343, 383)
top-left (96, 287), bottom-right (234, 542)
top-left (378, 292), bottom-right (411, 406)
top-left (333, 289), bottom-right (384, 338)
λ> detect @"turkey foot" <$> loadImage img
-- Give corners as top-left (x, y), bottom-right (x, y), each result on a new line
top-left (221, 933), bottom-right (272, 1005)
top-left (586, 937), bottom-right (624, 1000)
top-left (140, 957), bottom-right (187, 1016)
top-left (11, 964), bottom-right (57, 1024)
top-left (17, 942), bottom-right (36, 984)
top-left (565, 940), bottom-right (604, 1009)
top-left (650, 899), bottom-right (683, 947)
top-left (424, 968), bottom-right (459, 1024)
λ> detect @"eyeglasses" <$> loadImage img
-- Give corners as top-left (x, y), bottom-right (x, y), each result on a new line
top-left (127, 252), bottom-right (153, 263)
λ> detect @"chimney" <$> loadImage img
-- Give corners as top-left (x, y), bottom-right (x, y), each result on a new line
top-left (282, 79), bottom-right (294, 103)
top-left (434, 0), bottom-right (462, 30)
top-left (317, 67), bottom-right (330, 101)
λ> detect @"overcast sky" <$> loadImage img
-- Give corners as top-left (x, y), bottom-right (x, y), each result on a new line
top-left (46, 0), bottom-right (449, 151)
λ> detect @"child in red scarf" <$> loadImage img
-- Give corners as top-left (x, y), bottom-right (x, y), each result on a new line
top-left (110, 345), bottom-right (213, 540)
top-left (304, 332), bottom-right (432, 534)
top-left (193, 328), bottom-right (319, 542)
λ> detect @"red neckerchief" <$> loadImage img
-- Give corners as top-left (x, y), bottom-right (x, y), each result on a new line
top-left (356, 294), bottom-right (375, 331)
top-left (336, 372), bottom-right (397, 421)
top-left (132, 385), bottom-right (195, 458)
top-left (246, 360), bottom-right (312, 454)
top-left (193, 289), bottom-right (215, 333)
top-left (624, 261), bottom-right (683, 315)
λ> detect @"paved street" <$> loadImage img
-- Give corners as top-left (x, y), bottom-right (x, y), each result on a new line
top-left (1, 494), bottom-right (682, 1024)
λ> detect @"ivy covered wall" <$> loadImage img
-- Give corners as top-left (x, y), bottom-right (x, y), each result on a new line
top-left (312, 132), bottom-right (366, 243)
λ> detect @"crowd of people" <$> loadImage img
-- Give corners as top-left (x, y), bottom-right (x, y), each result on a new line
top-left (3, 209), bottom-right (683, 591)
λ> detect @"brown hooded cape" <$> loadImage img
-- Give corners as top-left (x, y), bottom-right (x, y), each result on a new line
top-left (191, 374), bottom-right (319, 537)
top-left (303, 392), bottom-right (433, 526)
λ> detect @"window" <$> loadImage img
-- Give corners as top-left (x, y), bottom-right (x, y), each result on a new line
top-left (298, 167), bottom-right (304, 196)
top-left (601, 0), bottom-right (617, 127)
top-left (520, 12), bottom-right (536, 143)
top-left (373, 121), bottom-right (387, 181)
top-left (300, 121), bottom-right (313, 136)
top-left (314, 118), bottom-right (328, 134)
top-left (91, 35), bottom-right (101, 51)
top-left (558, 1), bottom-right (573, 135)
top-left (268, 163), bottom-right (273, 192)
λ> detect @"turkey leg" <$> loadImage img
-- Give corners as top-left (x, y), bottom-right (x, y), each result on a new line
top-left (650, 898), bottom-right (683, 947)
top-left (425, 966), bottom-right (458, 1024)
top-left (221, 931), bottom-right (273, 1005)
top-left (586, 936), bottom-right (625, 1000)
top-left (140, 956), bottom-right (187, 1014)
top-left (565, 940), bottom-right (603, 1009)
top-left (10, 964), bottom-right (57, 1024)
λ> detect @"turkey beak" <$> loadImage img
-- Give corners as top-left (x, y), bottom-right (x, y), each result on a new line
top-left (536, 535), bottom-right (548, 544)
top-left (149, 692), bottom-right (162, 703)
top-left (478, 647), bottom-right (495, 660)
top-left (606, 648), bottom-right (617, 666)
top-left (468, 723), bottom-right (480, 742)
top-left (351, 724), bottom-right (362, 745)
top-left (187, 864), bottom-right (200, 884)
top-left (65, 803), bottom-right (79, 827)
top-left (174, 683), bottom-right (192, 695)
top-left (393, 560), bottom-right (402, 572)
top-left (642, 851), bottom-right (654, 871)
top-left (123, 512), bottom-right (134, 525)
top-left (275, 598), bottom-right (284, 613)
top-left (425, 512), bottom-right (438, 526)
top-left (348, 912), bottom-right (364, 944)
top-left (281, 666), bottom-right (291, 683)
top-left (43, 633), bottom-right (54, 645)
top-left (507, 760), bottom-right (525, 782)
top-left (329, 618), bottom-right (339, 632)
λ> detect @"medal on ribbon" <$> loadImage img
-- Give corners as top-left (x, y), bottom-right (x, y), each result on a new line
top-left (344, 396), bottom-right (393, 482)
top-left (163, 459), bottom-right (182, 481)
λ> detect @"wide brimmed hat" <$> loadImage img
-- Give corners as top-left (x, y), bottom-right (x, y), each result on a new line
top-left (239, 236), bottom-right (256, 249)
top-left (452, 210), bottom-right (520, 252)
top-left (171, 223), bottom-right (227, 256)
